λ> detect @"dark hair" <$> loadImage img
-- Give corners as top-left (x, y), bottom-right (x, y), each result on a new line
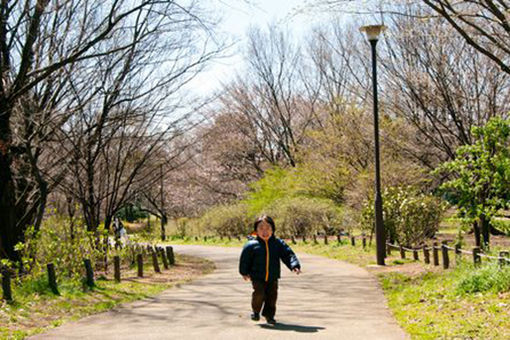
top-left (253, 215), bottom-right (275, 232)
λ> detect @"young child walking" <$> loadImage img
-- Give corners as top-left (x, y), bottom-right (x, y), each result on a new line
top-left (239, 215), bottom-right (301, 324)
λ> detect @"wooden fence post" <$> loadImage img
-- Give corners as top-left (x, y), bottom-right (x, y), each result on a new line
top-left (413, 249), bottom-right (419, 261)
top-left (313, 235), bottom-right (318, 244)
top-left (166, 246), bottom-right (175, 265)
top-left (152, 251), bottom-right (161, 273)
top-left (160, 247), bottom-right (169, 269)
top-left (433, 242), bottom-right (439, 266)
top-left (324, 235), bottom-right (328, 245)
top-left (302, 235), bottom-right (306, 243)
top-left (472, 247), bottom-right (481, 266)
top-left (291, 236), bottom-right (296, 244)
top-left (351, 236), bottom-right (355, 246)
top-left (83, 259), bottom-right (94, 287)
top-left (47, 263), bottom-right (59, 294)
top-left (455, 244), bottom-right (462, 265)
top-left (399, 245), bottom-right (406, 259)
top-left (441, 241), bottom-right (450, 269)
top-left (337, 234), bottom-right (342, 244)
top-left (499, 251), bottom-right (509, 268)
top-left (424, 246), bottom-right (430, 264)
top-left (114, 256), bottom-right (121, 282)
top-left (137, 254), bottom-right (144, 277)
top-left (2, 269), bottom-right (12, 301)
top-left (362, 236), bottom-right (367, 249)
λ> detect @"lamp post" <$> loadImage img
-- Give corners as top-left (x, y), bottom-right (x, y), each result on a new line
top-left (360, 24), bottom-right (386, 266)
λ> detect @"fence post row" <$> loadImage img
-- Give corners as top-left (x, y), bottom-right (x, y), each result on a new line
top-left (423, 246), bottom-right (430, 264)
top-left (441, 241), bottom-right (450, 269)
top-left (137, 253), bottom-right (144, 277)
top-left (166, 246), bottom-right (175, 265)
top-left (433, 242), bottom-right (439, 266)
top-left (83, 259), bottom-right (95, 287)
top-left (160, 247), bottom-right (169, 270)
top-left (114, 256), bottom-right (121, 282)
top-left (1, 269), bottom-right (12, 301)
top-left (473, 247), bottom-right (481, 266)
top-left (47, 263), bottom-right (59, 294)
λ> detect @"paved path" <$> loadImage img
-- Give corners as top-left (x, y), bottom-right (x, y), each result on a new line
top-left (32, 245), bottom-right (408, 340)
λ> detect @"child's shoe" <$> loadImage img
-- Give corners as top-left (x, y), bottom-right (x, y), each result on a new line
top-left (265, 317), bottom-right (276, 324)
top-left (250, 312), bottom-right (260, 321)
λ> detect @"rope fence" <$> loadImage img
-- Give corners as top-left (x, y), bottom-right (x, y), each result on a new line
top-left (386, 241), bottom-right (510, 270)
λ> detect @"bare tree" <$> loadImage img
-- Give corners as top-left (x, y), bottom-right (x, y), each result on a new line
top-left (0, 0), bottom-right (222, 261)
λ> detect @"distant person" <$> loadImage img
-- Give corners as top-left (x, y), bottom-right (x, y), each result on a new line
top-left (239, 215), bottom-right (301, 324)
top-left (113, 217), bottom-right (127, 248)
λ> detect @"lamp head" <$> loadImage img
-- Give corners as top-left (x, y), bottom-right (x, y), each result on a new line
top-left (360, 25), bottom-right (386, 41)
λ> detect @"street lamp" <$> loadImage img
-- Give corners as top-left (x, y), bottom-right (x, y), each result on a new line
top-left (360, 24), bottom-right (386, 266)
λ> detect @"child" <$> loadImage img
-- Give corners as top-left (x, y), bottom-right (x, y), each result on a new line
top-left (239, 215), bottom-right (301, 324)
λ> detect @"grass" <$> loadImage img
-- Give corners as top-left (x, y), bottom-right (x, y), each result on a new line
top-left (380, 263), bottom-right (510, 339)
top-left (166, 235), bottom-right (510, 339)
top-left (0, 254), bottom-right (214, 340)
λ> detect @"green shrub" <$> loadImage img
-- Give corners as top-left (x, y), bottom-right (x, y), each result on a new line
top-left (457, 264), bottom-right (510, 294)
top-left (244, 167), bottom-right (306, 215)
top-left (265, 197), bottom-right (342, 237)
top-left (18, 216), bottom-right (105, 280)
top-left (361, 186), bottom-right (446, 246)
top-left (198, 203), bottom-right (252, 237)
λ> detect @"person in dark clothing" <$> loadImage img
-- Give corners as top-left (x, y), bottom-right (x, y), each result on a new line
top-left (239, 215), bottom-right (301, 324)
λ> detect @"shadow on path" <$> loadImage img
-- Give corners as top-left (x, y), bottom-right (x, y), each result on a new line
top-left (258, 322), bottom-right (325, 333)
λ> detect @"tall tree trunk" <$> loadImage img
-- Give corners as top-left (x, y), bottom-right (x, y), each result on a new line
top-left (0, 99), bottom-right (21, 261)
top-left (161, 214), bottom-right (167, 241)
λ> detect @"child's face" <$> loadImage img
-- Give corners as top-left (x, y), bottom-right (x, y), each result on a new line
top-left (256, 221), bottom-right (273, 241)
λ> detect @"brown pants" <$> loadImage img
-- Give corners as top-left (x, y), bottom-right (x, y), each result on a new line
top-left (251, 280), bottom-right (278, 319)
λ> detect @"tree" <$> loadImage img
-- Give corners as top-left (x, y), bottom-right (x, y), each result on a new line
top-left (435, 117), bottom-right (510, 248)
top-left (0, 0), bottom-right (222, 261)
top-left (421, 0), bottom-right (510, 76)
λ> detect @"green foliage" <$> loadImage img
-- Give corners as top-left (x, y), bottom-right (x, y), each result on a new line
top-left (361, 186), bottom-right (446, 246)
top-left (265, 196), bottom-right (342, 237)
top-left (457, 263), bottom-right (510, 294)
top-left (18, 216), bottom-right (104, 280)
top-left (116, 203), bottom-right (148, 222)
top-left (244, 167), bottom-right (306, 215)
top-left (198, 203), bottom-right (252, 237)
top-left (435, 117), bottom-right (510, 233)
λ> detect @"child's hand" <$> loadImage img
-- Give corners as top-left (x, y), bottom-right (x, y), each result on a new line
top-left (242, 275), bottom-right (251, 281)
top-left (293, 268), bottom-right (301, 275)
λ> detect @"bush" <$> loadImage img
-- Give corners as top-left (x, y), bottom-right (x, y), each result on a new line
top-left (361, 186), bottom-right (446, 246)
top-left (265, 197), bottom-right (342, 237)
top-left (457, 264), bottom-right (510, 294)
top-left (17, 216), bottom-right (105, 280)
top-left (198, 203), bottom-right (252, 237)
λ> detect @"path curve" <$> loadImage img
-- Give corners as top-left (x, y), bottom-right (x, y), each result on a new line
top-left (31, 245), bottom-right (408, 340)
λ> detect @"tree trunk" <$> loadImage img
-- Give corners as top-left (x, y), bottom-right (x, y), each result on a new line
top-left (0, 99), bottom-right (22, 261)
top-left (161, 215), bottom-right (167, 241)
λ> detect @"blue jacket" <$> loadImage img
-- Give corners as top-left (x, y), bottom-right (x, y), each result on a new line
top-left (239, 235), bottom-right (301, 282)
